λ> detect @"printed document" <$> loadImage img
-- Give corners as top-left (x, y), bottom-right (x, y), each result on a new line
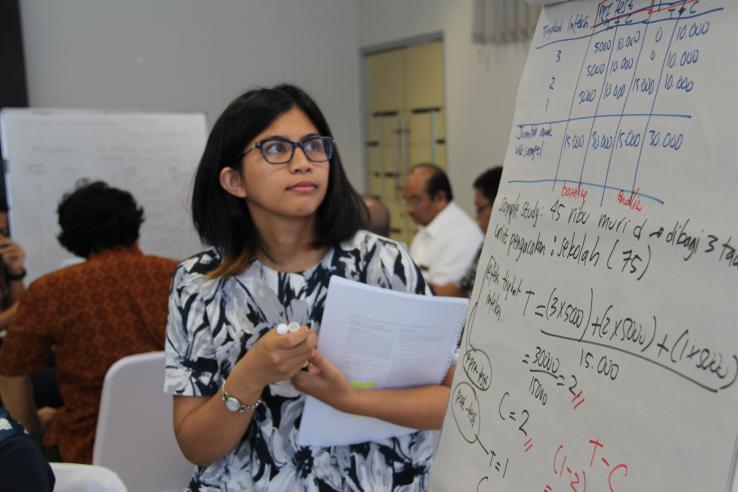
top-left (297, 276), bottom-right (468, 447)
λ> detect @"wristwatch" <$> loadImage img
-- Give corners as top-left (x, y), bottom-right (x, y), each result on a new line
top-left (221, 381), bottom-right (262, 413)
top-left (5, 268), bottom-right (26, 281)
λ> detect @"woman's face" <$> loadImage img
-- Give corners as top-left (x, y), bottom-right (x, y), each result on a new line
top-left (223, 107), bottom-right (330, 225)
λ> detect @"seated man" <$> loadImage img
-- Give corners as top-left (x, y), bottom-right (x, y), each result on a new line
top-left (361, 194), bottom-right (391, 237)
top-left (0, 180), bottom-right (177, 463)
top-left (433, 167), bottom-right (502, 297)
top-left (403, 163), bottom-right (482, 285)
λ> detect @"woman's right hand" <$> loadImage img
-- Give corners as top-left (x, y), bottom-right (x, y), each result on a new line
top-left (173, 326), bottom-right (318, 467)
top-left (239, 326), bottom-right (317, 387)
top-left (0, 237), bottom-right (26, 276)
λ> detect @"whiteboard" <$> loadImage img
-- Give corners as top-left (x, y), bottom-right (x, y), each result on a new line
top-left (432, 1), bottom-right (738, 491)
top-left (0, 110), bottom-right (207, 281)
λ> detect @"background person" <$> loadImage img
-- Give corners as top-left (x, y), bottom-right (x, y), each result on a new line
top-left (403, 163), bottom-right (482, 285)
top-left (0, 203), bottom-right (27, 334)
top-left (0, 203), bottom-right (62, 430)
top-left (0, 407), bottom-right (55, 492)
top-left (433, 167), bottom-right (502, 297)
top-left (0, 181), bottom-right (177, 463)
top-left (361, 194), bottom-right (391, 237)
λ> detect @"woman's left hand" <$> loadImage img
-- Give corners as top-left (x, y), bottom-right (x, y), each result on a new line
top-left (291, 351), bottom-right (354, 412)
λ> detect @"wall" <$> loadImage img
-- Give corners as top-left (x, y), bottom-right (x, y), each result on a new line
top-left (17, 0), bottom-right (535, 216)
top-left (17, 0), bottom-right (364, 189)
top-left (358, 0), bottom-right (531, 215)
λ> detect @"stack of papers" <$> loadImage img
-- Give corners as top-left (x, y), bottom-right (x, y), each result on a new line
top-left (297, 276), bottom-right (468, 447)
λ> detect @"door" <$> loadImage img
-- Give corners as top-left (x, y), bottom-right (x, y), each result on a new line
top-left (364, 39), bottom-right (446, 246)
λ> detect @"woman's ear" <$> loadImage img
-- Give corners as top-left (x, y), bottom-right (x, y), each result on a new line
top-left (219, 166), bottom-right (248, 198)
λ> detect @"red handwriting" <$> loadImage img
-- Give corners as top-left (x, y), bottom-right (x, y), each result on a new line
top-left (550, 439), bottom-right (630, 492)
top-left (561, 183), bottom-right (588, 202)
top-left (617, 188), bottom-right (642, 212)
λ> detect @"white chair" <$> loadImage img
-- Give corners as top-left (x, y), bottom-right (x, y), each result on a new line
top-left (93, 351), bottom-right (193, 492)
top-left (50, 462), bottom-right (127, 492)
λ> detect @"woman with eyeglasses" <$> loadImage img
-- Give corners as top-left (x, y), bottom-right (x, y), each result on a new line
top-left (165, 85), bottom-right (452, 491)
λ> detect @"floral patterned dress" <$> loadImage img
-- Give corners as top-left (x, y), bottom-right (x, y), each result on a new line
top-left (165, 231), bottom-right (436, 491)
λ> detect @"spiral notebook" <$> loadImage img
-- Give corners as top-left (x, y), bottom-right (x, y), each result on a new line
top-left (297, 276), bottom-right (468, 447)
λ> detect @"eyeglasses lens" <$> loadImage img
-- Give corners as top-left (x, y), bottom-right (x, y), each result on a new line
top-left (303, 137), bottom-right (333, 162)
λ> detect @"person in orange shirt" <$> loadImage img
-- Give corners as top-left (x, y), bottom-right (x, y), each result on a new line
top-left (0, 180), bottom-right (177, 463)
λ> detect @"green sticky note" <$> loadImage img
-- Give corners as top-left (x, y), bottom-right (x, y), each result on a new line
top-left (350, 381), bottom-right (378, 390)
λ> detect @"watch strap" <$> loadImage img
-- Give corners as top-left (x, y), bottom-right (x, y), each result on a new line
top-left (5, 268), bottom-right (26, 281)
top-left (221, 381), bottom-right (262, 413)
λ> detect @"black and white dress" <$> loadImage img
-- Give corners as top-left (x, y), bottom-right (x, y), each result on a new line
top-left (165, 231), bottom-right (435, 491)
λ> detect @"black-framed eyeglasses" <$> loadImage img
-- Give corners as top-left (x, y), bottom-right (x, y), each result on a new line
top-left (241, 136), bottom-right (335, 165)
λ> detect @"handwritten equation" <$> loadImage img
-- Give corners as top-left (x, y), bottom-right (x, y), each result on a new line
top-left (433, 1), bottom-right (738, 491)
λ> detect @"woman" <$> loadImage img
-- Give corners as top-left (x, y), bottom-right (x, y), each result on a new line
top-left (165, 85), bottom-right (453, 491)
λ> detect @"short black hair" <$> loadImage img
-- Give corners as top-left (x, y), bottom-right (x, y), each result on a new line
top-left (57, 180), bottom-right (144, 258)
top-left (411, 163), bottom-right (453, 202)
top-left (191, 84), bottom-right (366, 276)
top-left (473, 167), bottom-right (503, 203)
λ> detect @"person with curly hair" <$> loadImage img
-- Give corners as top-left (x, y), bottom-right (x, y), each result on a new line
top-left (0, 181), bottom-right (177, 463)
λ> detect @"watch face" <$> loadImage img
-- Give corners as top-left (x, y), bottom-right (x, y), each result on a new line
top-left (225, 396), bottom-right (242, 412)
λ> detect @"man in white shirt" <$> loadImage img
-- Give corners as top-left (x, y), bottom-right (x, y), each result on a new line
top-left (403, 164), bottom-right (483, 287)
